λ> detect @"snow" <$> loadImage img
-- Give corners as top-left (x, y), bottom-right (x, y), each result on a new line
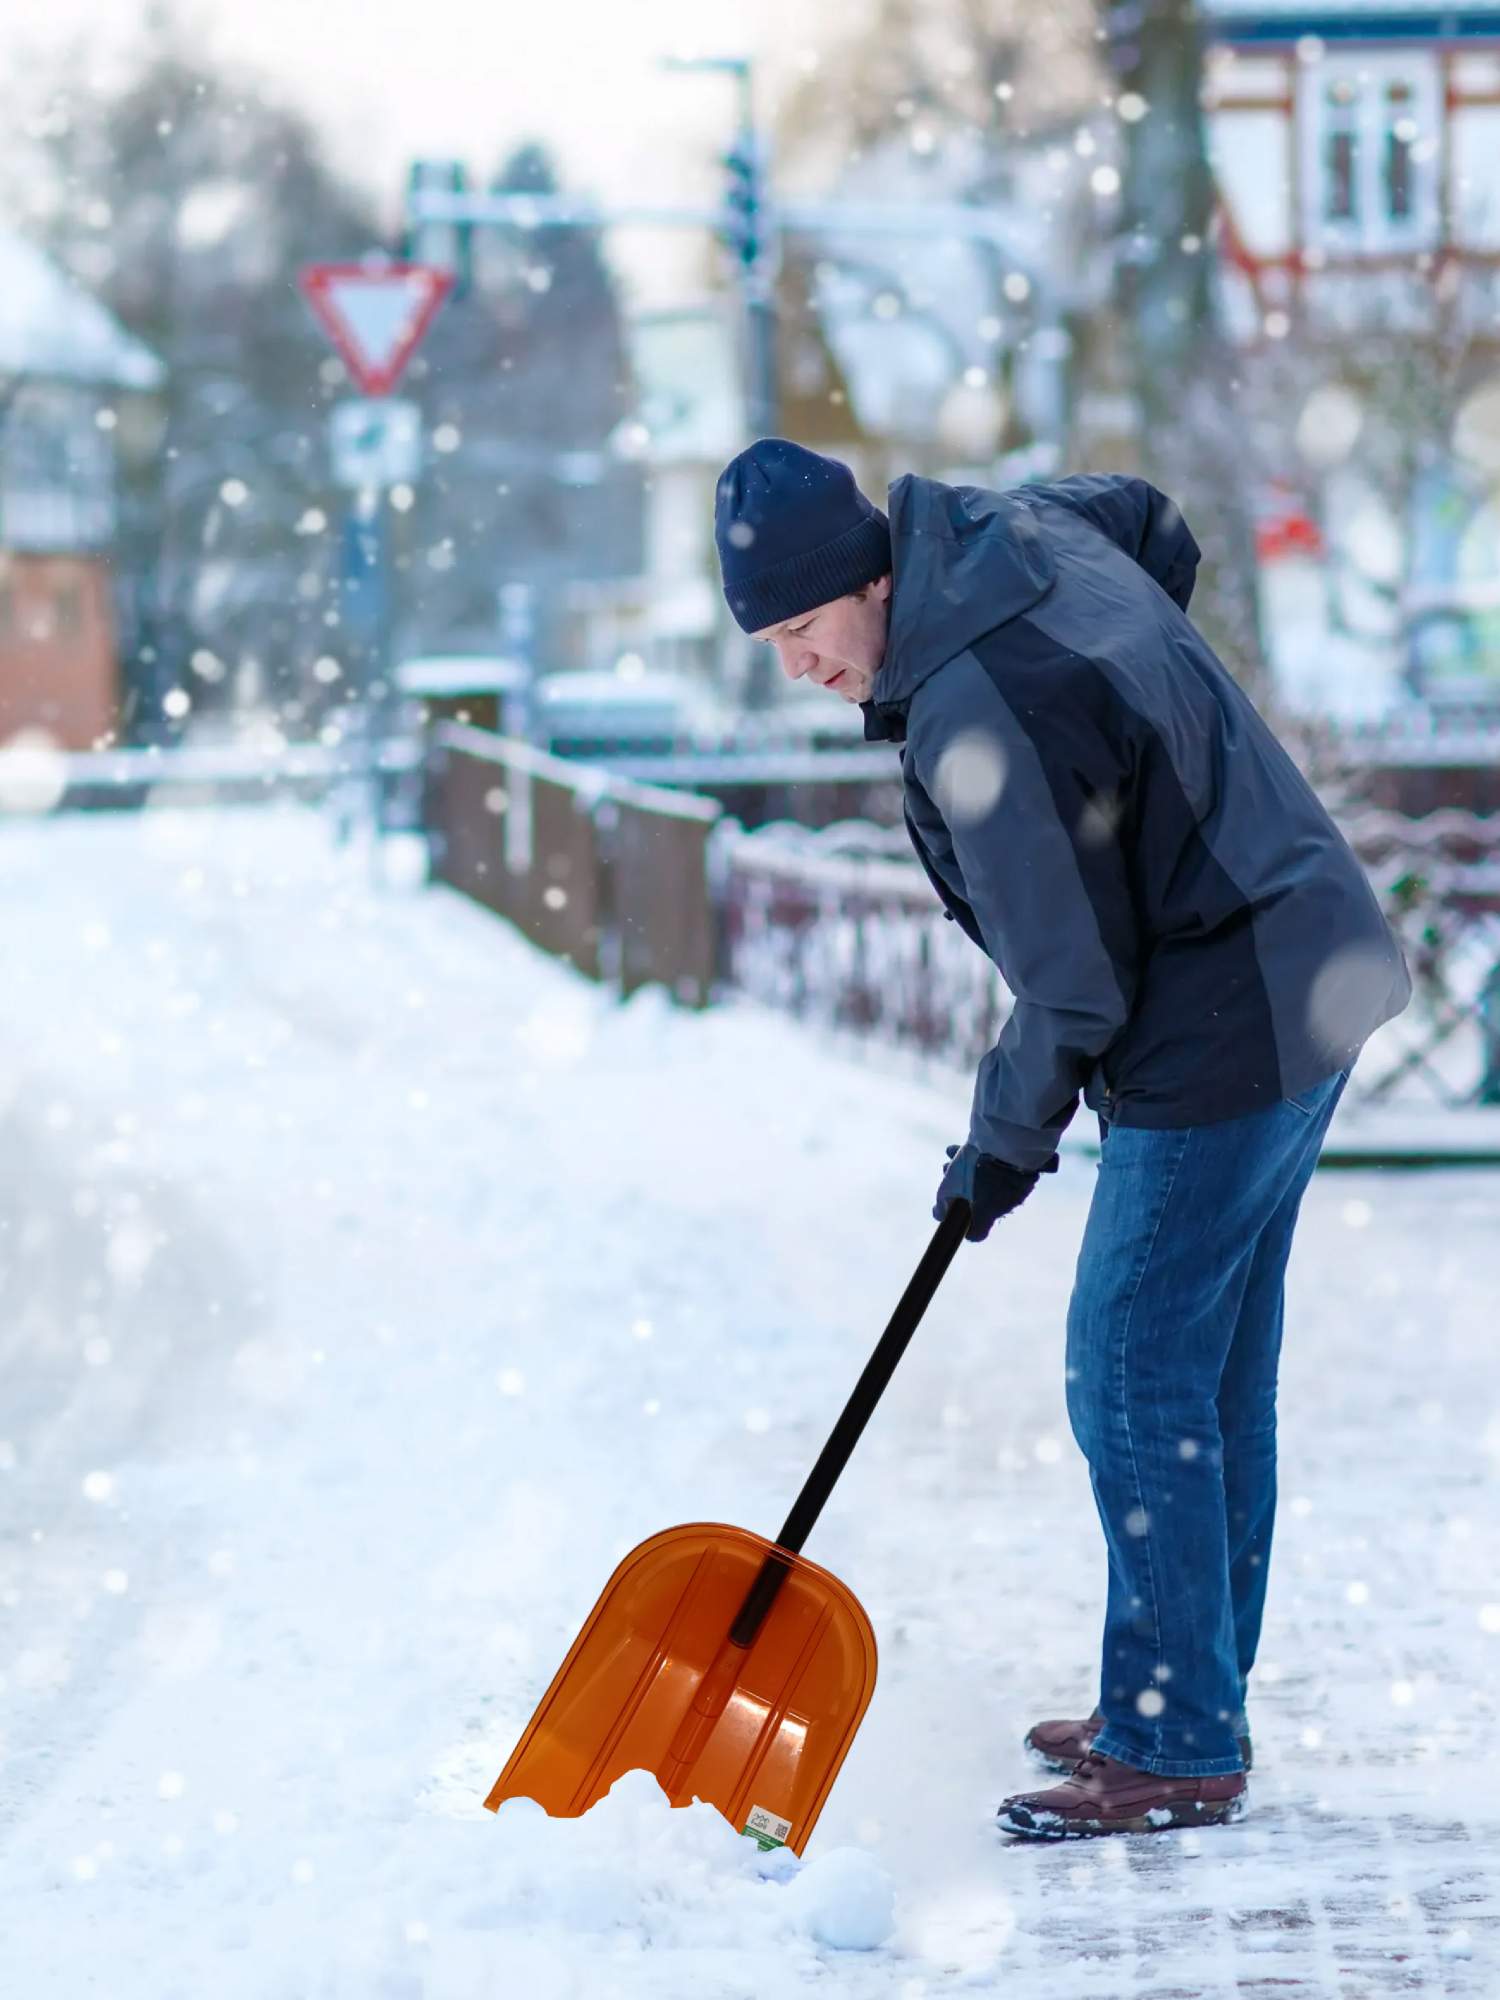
top-left (1, 805), bottom-right (1498, 1998)
top-left (0, 229), bottom-right (164, 389)
top-left (626, 309), bottom-right (740, 466)
top-left (804, 129), bottom-right (1068, 446)
top-left (1261, 556), bottom-right (1404, 720)
top-left (393, 658), bottom-right (529, 698)
top-left (530, 666), bottom-right (730, 744)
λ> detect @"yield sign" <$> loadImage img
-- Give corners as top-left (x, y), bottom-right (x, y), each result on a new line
top-left (298, 261), bottom-right (454, 397)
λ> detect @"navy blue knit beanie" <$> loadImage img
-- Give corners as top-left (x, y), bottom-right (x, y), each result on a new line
top-left (714, 437), bottom-right (891, 634)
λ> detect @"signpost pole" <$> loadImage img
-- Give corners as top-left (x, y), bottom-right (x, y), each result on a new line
top-left (297, 260), bottom-right (452, 882)
top-left (336, 482), bottom-right (393, 868)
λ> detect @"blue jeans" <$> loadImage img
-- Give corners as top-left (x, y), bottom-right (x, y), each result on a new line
top-left (1065, 1070), bottom-right (1348, 1777)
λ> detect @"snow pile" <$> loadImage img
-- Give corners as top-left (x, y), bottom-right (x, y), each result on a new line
top-left (480, 1775), bottom-right (890, 1950)
top-left (298, 1775), bottom-right (892, 2000)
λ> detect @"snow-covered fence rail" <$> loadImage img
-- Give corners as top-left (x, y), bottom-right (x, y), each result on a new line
top-left (602, 745), bottom-right (903, 832)
top-left (1338, 806), bottom-right (1500, 868)
top-left (424, 724), bottom-right (722, 1006)
top-left (1293, 712), bottom-right (1500, 819)
top-left (0, 736), bottom-right (420, 814)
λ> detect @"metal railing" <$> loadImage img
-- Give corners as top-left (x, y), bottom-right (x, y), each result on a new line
top-left (716, 827), bottom-right (1013, 1066)
top-left (715, 810), bottom-right (1500, 1113)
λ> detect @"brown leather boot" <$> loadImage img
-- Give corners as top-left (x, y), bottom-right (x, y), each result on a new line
top-left (1024, 1711), bottom-right (1253, 1776)
top-left (998, 1750), bottom-right (1248, 1840)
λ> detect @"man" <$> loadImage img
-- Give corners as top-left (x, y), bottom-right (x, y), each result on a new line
top-left (713, 437), bottom-right (1410, 1840)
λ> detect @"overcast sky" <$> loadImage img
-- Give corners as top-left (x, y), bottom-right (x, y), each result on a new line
top-left (2, 0), bottom-right (851, 305)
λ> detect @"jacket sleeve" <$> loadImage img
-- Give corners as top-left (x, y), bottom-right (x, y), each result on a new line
top-left (908, 663), bottom-right (1140, 1172)
top-left (1028, 473), bottom-right (1200, 613)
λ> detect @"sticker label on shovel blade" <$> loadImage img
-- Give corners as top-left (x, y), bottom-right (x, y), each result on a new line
top-left (742, 1804), bottom-right (793, 1851)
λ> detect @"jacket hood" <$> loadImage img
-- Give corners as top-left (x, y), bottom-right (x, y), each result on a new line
top-left (862, 475), bottom-right (1056, 740)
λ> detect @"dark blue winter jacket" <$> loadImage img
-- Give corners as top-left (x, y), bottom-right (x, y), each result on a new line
top-left (861, 472), bottom-right (1411, 1172)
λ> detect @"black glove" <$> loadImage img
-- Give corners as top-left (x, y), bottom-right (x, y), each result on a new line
top-left (933, 1142), bottom-right (1049, 1242)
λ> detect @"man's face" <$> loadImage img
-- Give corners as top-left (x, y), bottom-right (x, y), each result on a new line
top-left (750, 575), bottom-right (893, 704)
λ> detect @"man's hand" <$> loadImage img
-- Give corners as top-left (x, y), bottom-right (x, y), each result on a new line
top-left (933, 1142), bottom-right (1044, 1242)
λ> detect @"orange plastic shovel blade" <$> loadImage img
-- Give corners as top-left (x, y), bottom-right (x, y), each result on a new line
top-left (483, 1522), bottom-right (878, 1856)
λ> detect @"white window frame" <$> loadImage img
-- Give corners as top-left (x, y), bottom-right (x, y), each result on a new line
top-left (1299, 51), bottom-right (1442, 255)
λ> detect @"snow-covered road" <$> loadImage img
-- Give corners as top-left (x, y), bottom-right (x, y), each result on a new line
top-left (2, 806), bottom-right (1497, 1998)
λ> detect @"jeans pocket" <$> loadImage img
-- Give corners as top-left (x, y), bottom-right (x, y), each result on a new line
top-left (1284, 1069), bottom-right (1348, 1117)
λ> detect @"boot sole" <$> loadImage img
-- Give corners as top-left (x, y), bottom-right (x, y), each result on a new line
top-left (996, 1792), bottom-right (1248, 1841)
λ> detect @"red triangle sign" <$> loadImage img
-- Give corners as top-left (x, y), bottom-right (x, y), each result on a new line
top-left (298, 261), bottom-right (454, 396)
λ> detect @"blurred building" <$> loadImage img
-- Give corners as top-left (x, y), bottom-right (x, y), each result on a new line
top-left (619, 307), bottom-right (741, 681)
top-left (401, 146), bottom-right (644, 688)
top-left (1203, 1), bottom-right (1500, 335)
top-left (0, 231), bottom-right (164, 750)
top-left (1201, 2), bottom-right (1500, 712)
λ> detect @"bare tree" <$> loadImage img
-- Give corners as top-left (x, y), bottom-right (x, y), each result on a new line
top-left (3, 3), bottom-right (380, 737)
top-left (1099, 0), bottom-right (1267, 703)
top-left (777, 0), bottom-right (1102, 165)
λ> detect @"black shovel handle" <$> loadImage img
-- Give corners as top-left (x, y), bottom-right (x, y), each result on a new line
top-left (728, 1198), bottom-right (971, 1648)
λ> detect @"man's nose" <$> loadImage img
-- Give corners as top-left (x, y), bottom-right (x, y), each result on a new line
top-left (777, 642), bottom-right (813, 680)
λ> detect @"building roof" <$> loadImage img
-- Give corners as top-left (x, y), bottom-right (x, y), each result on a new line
top-left (0, 231), bottom-right (164, 391)
top-left (1202, 1), bottom-right (1500, 39)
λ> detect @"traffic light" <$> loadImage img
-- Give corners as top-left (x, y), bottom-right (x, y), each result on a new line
top-left (721, 137), bottom-right (764, 270)
top-left (405, 158), bottom-right (472, 299)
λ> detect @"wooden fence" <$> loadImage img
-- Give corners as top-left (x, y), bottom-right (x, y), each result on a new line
top-left (423, 724), bottom-right (722, 1005)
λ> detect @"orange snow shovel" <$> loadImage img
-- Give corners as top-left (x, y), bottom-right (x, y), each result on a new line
top-left (484, 1203), bottom-right (970, 1855)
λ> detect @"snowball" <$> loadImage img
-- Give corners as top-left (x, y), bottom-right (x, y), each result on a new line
top-left (784, 1846), bottom-right (895, 1950)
